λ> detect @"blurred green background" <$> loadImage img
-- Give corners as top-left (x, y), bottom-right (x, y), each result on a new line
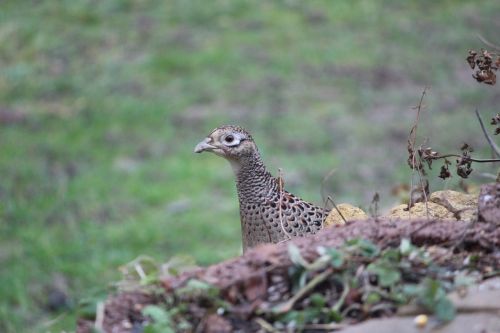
top-left (1, 0), bottom-right (499, 331)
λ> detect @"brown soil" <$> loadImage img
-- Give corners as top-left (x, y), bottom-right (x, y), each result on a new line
top-left (77, 213), bottom-right (499, 333)
top-left (478, 183), bottom-right (500, 224)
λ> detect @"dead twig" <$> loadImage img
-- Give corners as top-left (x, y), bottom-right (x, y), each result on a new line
top-left (368, 192), bottom-right (380, 220)
top-left (271, 267), bottom-right (334, 314)
top-left (407, 87), bottom-right (430, 219)
top-left (331, 278), bottom-right (349, 313)
top-left (320, 168), bottom-right (337, 227)
top-left (94, 301), bottom-right (105, 332)
top-left (428, 154), bottom-right (500, 163)
top-left (475, 109), bottom-right (500, 158)
top-left (325, 195), bottom-right (347, 225)
top-left (254, 317), bottom-right (279, 333)
top-left (416, 155), bottom-right (430, 221)
top-left (320, 168), bottom-right (336, 206)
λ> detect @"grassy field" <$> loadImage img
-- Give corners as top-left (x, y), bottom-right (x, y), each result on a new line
top-left (1, 1), bottom-right (499, 331)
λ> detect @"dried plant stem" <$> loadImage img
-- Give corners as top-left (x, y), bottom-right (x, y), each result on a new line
top-left (429, 154), bottom-right (500, 163)
top-left (94, 301), bottom-right (105, 331)
top-left (320, 168), bottom-right (336, 205)
top-left (320, 168), bottom-right (337, 227)
top-left (408, 87), bottom-right (430, 219)
top-left (332, 279), bottom-right (349, 312)
top-left (369, 192), bottom-right (380, 220)
top-left (255, 318), bottom-right (279, 333)
top-left (325, 196), bottom-right (347, 225)
top-left (271, 267), bottom-right (334, 314)
top-left (416, 161), bottom-right (430, 220)
top-left (475, 109), bottom-right (500, 158)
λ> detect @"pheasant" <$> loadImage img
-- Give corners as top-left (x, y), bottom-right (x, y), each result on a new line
top-left (194, 125), bottom-right (328, 252)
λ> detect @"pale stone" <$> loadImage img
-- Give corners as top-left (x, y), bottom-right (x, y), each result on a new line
top-left (324, 203), bottom-right (368, 227)
top-left (386, 202), bottom-right (455, 220)
top-left (430, 190), bottom-right (478, 222)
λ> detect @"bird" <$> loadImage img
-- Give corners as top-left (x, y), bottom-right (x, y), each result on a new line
top-left (194, 125), bottom-right (328, 252)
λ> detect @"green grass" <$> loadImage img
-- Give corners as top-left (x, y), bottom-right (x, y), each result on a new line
top-left (1, 1), bottom-right (499, 331)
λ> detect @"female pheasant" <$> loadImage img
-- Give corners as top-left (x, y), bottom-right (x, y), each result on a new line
top-left (194, 125), bottom-right (327, 252)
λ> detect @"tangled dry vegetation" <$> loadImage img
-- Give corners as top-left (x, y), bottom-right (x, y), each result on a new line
top-left (77, 49), bottom-right (500, 333)
top-left (467, 48), bottom-right (499, 85)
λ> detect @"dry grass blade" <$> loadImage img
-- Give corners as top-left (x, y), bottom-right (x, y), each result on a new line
top-left (320, 168), bottom-right (337, 206)
top-left (320, 168), bottom-right (337, 227)
top-left (254, 318), bottom-right (279, 333)
top-left (477, 34), bottom-right (500, 52)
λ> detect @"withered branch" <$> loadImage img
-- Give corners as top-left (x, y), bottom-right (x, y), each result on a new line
top-left (475, 109), bottom-right (500, 157)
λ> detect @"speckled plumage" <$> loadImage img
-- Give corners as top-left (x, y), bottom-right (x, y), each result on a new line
top-left (195, 125), bottom-right (328, 252)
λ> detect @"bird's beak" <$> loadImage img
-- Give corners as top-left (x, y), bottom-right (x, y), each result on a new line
top-left (194, 137), bottom-right (216, 153)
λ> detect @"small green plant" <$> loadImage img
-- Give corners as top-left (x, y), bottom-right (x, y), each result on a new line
top-left (268, 238), bottom-right (467, 330)
top-left (142, 305), bottom-right (176, 333)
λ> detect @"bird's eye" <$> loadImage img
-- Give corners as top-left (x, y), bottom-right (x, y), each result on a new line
top-left (224, 135), bottom-right (234, 143)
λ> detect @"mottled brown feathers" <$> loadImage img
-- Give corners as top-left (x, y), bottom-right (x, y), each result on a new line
top-left (195, 125), bottom-right (328, 252)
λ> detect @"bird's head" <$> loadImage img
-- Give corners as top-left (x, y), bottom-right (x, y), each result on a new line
top-left (194, 125), bottom-right (258, 167)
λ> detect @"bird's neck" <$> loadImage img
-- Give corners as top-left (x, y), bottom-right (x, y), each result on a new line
top-left (231, 153), bottom-right (277, 204)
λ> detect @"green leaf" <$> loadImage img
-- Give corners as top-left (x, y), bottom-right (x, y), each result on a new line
top-left (402, 284), bottom-right (420, 296)
top-left (142, 305), bottom-right (171, 325)
top-left (365, 292), bottom-right (381, 304)
top-left (367, 260), bottom-right (401, 287)
top-left (344, 239), bottom-right (380, 258)
top-left (326, 248), bottom-right (345, 268)
top-left (328, 309), bottom-right (343, 322)
top-left (390, 291), bottom-right (409, 304)
top-left (307, 254), bottom-right (331, 271)
top-left (288, 265), bottom-right (308, 292)
top-left (419, 278), bottom-right (446, 309)
top-left (413, 278), bottom-right (455, 322)
top-left (77, 299), bottom-right (98, 320)
top-left (162, 255), bottom-right (197, 277)
top-left (281, 310), bottom-right (312, 329)
top-left (176, 279), bottom-right (219, 299)
top-left (77, 291), bottom-right (108, 320)
top-left (185, 279), bottom-right (213, 290)
top-left (435, 297), bottom-right (456, 322)
top-left (298, 269), bottom-right (308, 289)
top-left (381, 249), bottom-right (401, 262)
top-left (142, 305), bottom-right (175, 333)
top-left (310, 293), bottom-right (326, 307)
top-left (399, 238), bottom-right (413, 256)
top-left (120, 255), bottom-right (162, 285)
top-left (288, 243), bottom-right (308, 268)
top-left (464, 254), bottom-right (480, 266)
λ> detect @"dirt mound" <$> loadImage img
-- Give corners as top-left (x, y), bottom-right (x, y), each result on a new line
top-left (77, 184), bottom-right (500, 333)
